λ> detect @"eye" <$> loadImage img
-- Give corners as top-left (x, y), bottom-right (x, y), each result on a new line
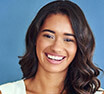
top-left (64, 38), bottom-right (74, 42)
top-left (43, 34), bottom-right (54, 39)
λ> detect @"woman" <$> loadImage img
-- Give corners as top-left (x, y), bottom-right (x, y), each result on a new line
top-left (0, 0), bottom-right (104, 94)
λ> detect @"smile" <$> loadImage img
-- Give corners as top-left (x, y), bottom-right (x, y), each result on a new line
top-left (47, 54), bottom-right (64, 60)
top-left (45, 53), bottom-right (66, 64)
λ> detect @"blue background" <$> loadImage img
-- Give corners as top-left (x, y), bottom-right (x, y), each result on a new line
top-left (0, 0), bottom-right (104, 88)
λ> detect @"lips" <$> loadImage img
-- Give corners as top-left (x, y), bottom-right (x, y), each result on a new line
top-left (45, 53), bottom-right (65, 64)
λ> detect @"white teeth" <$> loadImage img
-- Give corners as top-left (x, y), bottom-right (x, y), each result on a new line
top-left (47, 54), bottom-right (63, 60)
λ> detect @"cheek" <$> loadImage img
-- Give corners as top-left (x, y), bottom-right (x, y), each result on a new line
top-left (36, 39), bottom-right (46, 61)
top-left (36, 37), bottom-right (52, 53)
top-left (36, 39), bottom-right (44, 53)
top-left (67, 44), bottom-right (77, 57)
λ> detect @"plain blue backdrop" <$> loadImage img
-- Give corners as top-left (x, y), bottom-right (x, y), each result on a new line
top-left (0, 0), bottom-right (104, 88)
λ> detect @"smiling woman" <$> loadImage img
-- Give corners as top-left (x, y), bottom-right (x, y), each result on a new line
top-left (36, 14), bottom-right (77, 73)
top-left (0, 0), bottom-right (104, 94)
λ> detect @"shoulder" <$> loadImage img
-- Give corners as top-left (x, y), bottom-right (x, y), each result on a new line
top-left (0, 80), bottom-right (26, 94)
top-left (95, 88), bottom-right (104, 94)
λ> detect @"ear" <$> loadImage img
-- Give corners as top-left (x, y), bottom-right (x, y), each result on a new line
top-left (102, 91), bottom-right (104, 94)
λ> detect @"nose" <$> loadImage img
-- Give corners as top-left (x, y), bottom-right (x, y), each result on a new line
top-left (50, 38), bottom-right (63, 53)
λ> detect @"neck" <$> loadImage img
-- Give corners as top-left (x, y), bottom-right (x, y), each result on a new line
top-left (25, 65), bottom-right (67, 94)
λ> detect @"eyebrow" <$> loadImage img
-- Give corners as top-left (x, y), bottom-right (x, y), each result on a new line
top-left (41, 29), bottom-right (55, 34)
top-left (41, 29), bottom-right (75, 37)
top-left (64, 33), bottom-right (75, 37)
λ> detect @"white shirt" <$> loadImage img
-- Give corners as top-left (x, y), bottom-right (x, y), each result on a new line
top-left (0, 80), bottom-right (103, 94)
top-left (0, 80), bottom-right (26, 94)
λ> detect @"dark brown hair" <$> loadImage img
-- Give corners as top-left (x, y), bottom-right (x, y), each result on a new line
top-left (19, 0), bottom-right (101, 93)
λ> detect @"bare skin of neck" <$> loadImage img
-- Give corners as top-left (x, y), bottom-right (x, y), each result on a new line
top-left (24, 65), bottom-right (67, 94)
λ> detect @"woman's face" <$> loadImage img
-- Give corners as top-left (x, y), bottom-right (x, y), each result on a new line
top-left (36, 14), bottom-right (77, 73)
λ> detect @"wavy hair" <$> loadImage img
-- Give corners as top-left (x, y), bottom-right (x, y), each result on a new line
top-left (19, 0), bottom-right (101, 93)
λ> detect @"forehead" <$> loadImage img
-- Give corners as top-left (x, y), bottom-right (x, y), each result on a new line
top-left (40, 13), bottom-right (74, 34)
